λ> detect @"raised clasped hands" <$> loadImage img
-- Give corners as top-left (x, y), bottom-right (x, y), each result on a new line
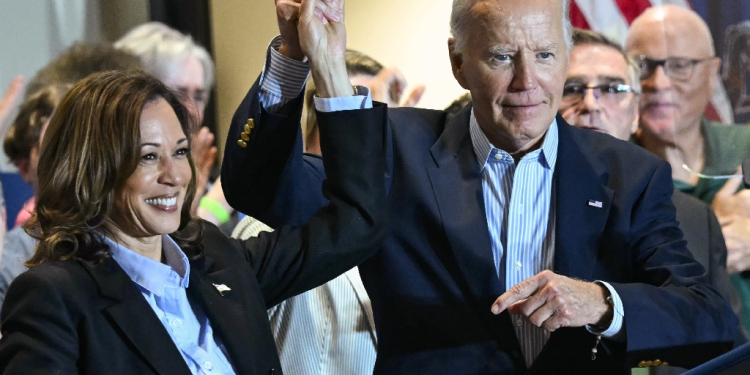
top-left (276, 0), bottom-right (350, 98)
top-left (491, 270), bottom-right (613, 332)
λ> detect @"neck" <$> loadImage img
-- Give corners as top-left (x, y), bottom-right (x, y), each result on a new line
top-left (637, 120), bottom-right (705, 185)
top-left (477, 119), bottom-right (549, 164)
top-left (104, 222), bottom-right (163, 263)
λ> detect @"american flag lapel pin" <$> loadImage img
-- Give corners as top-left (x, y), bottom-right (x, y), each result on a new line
top-left (587, 200), bottom-right (603, 209)
top-left (213, 283), bottom-right (231, 296)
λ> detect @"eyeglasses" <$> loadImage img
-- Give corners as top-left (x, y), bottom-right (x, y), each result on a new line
top-left (561, 83), bottom-right (636, 106)
top-left (636, 55), bottom-right (714, 81)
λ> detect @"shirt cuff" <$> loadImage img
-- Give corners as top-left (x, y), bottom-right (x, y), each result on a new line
top-left (586, 281), bottom-right (624, 338)
top-left (260, 35), bottom-right (310, 110)
top-left (313, 86), bottom-right (373, 112)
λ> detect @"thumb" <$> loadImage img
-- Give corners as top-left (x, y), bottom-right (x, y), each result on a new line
top-left (716, 167), bottom-right (743, 198)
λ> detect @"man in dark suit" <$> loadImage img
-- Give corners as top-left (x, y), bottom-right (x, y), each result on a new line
top-left (222, 0), bottom-right (737, 373)
top-left (558, 29), bottom-right (740, 335)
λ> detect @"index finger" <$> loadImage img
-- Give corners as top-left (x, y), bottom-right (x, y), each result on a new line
top-left (491, 275), bottom-right (543, 314)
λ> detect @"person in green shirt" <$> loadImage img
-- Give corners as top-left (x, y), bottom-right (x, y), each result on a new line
top-left (626, 5), bottom-right (750, 334)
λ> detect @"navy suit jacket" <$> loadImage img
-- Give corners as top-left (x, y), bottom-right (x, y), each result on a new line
top-left (222, 79), bottom-right (737, 375)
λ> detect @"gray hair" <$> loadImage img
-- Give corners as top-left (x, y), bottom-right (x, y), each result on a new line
top-left (114, 22), bottom-right (215, 92)
top-left (450, 0), bottom-right (573, 53)
top-left (572, 28), bottom-right (641, 94)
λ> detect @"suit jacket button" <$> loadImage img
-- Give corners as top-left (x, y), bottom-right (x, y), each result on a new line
top-left (638, 361), bottom-right (648, 367)
top-left (241, 132), bottom-right (250, 141)
top-left (246, 118), bottom-right (255, 129)
top-left (237, 139), bottom-right (248, 148)
top-left (653, 359), bottom-right (661, 366)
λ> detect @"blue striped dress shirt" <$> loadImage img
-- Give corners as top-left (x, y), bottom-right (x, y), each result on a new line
top-left (257, 36), bottom-right (624, 369)
top-left (105, 236), bottom-right (235, 375)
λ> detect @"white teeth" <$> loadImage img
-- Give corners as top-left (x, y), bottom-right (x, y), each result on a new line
top-left (145, 197), bottom-right (178, 207)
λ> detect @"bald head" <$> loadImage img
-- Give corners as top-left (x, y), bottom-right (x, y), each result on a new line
top-left (626, 5), bottom-right (714, 58)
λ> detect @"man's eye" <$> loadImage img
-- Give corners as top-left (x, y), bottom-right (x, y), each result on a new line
top-left (602, 85), bottom-right (619, 94)
top-left (539, 52), bottom-right (552, 59)
top-left (494, 54), bottom-right (511, 62)
top-left (563, 86), bottom-right (584, 95)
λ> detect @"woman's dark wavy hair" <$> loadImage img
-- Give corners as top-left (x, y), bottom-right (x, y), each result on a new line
top-left (25, 70), bottom-right (204, 267)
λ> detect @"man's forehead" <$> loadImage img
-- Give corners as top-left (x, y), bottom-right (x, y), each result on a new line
top-left (626, 11), bottom-right (714, 58)
top-left (568, 44), bottom-right (629, 81)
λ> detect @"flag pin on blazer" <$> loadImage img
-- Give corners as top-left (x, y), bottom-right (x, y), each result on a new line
top-left (588, 200), bottom-right (603, 209)
top-left (213, 283), bottom-right (231, 296)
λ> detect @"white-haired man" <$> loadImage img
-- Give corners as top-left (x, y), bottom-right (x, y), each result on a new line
top-left (222, 0), bottom-right (737, 373)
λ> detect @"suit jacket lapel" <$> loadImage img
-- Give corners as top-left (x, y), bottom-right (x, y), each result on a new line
top-left (343, 267), bottom-right (377, 344)
top-left (553, 116), bottom-right (614, 281)
top-left (426, 105), bottom-right (503, 303)
top-left (82, 258), bottom-right (192, 375)
top-left (187, 255), bottom-right (266, 375)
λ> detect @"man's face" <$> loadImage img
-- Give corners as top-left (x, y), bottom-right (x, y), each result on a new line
top-left (450, 0), bottom-right (568, 151)
top-left (626, 16), bottom-right (719, 142)
top-left (559, 43), bottom-right (639, 141)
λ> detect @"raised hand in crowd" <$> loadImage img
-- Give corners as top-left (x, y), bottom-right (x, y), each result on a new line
top-left (713, 174), bottom-right (750, 274)
top-left (0, 76), bottom-right (24, 135)
top-left (190, 126), bottom-right (218, 215)
top-left (367, 66), bottom-right (425, 107)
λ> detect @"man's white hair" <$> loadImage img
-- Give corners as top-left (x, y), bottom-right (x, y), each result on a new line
top-left (450, 0), bottom-right (573, 53)
top-left (115, 22), bottom-right (215, 92)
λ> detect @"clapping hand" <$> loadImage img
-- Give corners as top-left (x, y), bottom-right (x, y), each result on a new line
top-left (369, 67), bottom-right (426, 108)
top-left (713, 174), bottom-right (750, 274)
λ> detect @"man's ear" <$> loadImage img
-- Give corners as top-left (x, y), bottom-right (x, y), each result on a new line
top-left (448, 38), bottom-right (469, 90)
top-left (630, 106), bottom-right (640, 136)
top-left (707, 57), bottom-right (722, 95)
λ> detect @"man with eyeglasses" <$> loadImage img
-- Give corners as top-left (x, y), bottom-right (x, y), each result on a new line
top-left (626, 5), bottom-right (750, 335)
top-left (559, 29), bottom-right (742, 344)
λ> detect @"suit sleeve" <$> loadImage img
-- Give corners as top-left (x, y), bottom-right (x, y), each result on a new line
top-left (221, 77), bottom-right (329, 228)
top-left (0, 271), bottom-right (79, 374)
top-left (608, 161), bottom-right (737, 367)
top-left (233, 105), bottom-right (389, 307)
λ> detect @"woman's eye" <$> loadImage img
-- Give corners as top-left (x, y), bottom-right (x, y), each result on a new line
top-left (141, 153), bottom-right (157, 161)
top-left (175, 147), bottom-right (190, 156)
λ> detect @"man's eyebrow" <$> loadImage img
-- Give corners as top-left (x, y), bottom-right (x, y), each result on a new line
top-left (488, 46), bottom-right (513, 55)
top-left (564, 76), bottom-right (587, 84)
top-left (535, 43), bottom-right (560, 52)
top-left (597, 76), bottom-right (627, 84)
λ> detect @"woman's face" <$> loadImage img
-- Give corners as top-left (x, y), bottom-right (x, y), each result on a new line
top-left (110, 98), bottom-right (192, 238)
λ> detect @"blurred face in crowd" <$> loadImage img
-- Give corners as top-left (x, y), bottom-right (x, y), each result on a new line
top-left (109, 98), bottom-right (191, 239)
top-left (625, 5), bottom-right (720, 143)
top-left (164, 55), bottom-right (207, 124)
top-left (450, 0), bottom-right (568, 152)
top-left (24, 119), bottom-right (51, 192)
top-left (560, 43), bottom-right (639, 141)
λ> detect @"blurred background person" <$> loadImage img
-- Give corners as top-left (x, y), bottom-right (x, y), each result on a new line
top-left (0, 42), bottom-right (143, 312)
top-left (559, 28), bottom-right (744, 344)
top-left (115, 22), bottom-right (218, 216)
top-left (626, 5), bottom-right (750, 334)
top-left (0, 69), bottom-right (385, 374)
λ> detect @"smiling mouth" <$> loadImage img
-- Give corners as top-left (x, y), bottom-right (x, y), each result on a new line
top-left (145, 197), bottom-right (177, 206)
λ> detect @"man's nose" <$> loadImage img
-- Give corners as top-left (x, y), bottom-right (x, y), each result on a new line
top-left (580, 88), bottom-right (601, 112)
top-left (511, 56), bottom-right (537, 91)
top-left (641, 65), bottom-right (671, 92)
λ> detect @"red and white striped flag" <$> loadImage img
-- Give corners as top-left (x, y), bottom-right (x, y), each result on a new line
top-left (570, 0), bottom-right (735, 124)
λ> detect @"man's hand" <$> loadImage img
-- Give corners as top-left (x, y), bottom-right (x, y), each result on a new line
top-left (368, 67), bottom-right (426, 107)
top-left (190, 126), bottom-right (218, 215)
top-left (719, 214), bottom-right (750, 274)
top-left (712, 172), bottom-right (750, 219)
top-left (491, 270), bottom-right (612, 332)
top-left (298, 0), bottom-right (351, 98)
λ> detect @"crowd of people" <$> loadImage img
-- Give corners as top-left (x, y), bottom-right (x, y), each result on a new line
top-left (0, 0), bottom-right (747, 374)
